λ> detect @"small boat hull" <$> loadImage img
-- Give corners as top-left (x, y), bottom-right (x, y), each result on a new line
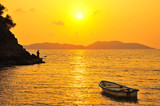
top-left (99, 81), bottom-right (139, 98)
top-left (102, 87), bottom-right (138, 97)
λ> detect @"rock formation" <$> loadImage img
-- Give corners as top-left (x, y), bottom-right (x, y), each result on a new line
top-left (0, 4), bottom-right (44, 67)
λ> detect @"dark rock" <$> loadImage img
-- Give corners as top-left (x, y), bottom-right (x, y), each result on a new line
top-left (0, 4), bottom-right (45, 67)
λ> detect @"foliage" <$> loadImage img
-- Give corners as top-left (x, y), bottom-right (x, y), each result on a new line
top-left (4, 15), bottom-right (16, 29)
top-left (0, 4), bottom-right (5, 15)
top-left (0, 3), bottom-right (16, 29)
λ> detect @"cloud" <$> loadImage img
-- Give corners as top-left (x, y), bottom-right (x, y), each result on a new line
top-left (93, 10), bottom-right (101, 15)
top-left (88, 9), bottom-right (101, 15)
top-left (29, 8), bottom-right (36, 12)
top-left (52, 20), bottom-right (64, 26)
top-left (15, 8), bottom-right (36, 13)
top-left (15, 8), bottom-right (26, 13)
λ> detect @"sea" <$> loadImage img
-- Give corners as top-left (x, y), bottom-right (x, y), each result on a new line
top-left (0, 49), bottom-right (160, 105)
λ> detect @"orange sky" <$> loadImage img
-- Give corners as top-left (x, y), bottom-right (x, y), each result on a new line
top-left (1, 0), bottom-right (160, 48)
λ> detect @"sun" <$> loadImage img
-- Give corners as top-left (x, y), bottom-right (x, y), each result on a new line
top-left (77, 13), bottom-right (83, 19)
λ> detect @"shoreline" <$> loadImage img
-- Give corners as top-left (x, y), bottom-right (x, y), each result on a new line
top-left (0, 55), bottom-right (45, 67)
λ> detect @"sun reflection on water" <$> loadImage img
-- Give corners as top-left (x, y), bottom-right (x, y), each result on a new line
top-left (69, 50), bottom-right (88, 101)
top-left (0, 49), bottom-right (160, 105)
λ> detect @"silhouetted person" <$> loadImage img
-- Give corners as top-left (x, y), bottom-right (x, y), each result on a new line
top-left (37, 50), bottom-right (40, 58)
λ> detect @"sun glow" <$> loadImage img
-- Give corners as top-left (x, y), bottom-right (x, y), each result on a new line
top-left (77, 13), bottom-right (83, 19)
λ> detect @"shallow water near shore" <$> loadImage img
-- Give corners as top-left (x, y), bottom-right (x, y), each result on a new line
top-left (0, 49), bottom-right (160, 105)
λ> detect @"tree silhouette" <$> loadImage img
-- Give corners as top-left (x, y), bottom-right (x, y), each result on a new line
top-left (4, 14), bottom-right (16, 29)
top-left (0, 3), bottom-right (16, 29)
top-left (0, 4), bottom-right (5, 15)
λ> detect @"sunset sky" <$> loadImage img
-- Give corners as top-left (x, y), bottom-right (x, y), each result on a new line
top-left (1, 0), bottom-right (160, 48)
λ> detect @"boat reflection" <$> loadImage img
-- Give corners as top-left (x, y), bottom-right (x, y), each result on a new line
top-left (101, 92), bottom-right (138, 103)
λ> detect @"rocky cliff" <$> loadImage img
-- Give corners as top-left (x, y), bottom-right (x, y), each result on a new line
top-left (0, 4), bottom-right (44, 67)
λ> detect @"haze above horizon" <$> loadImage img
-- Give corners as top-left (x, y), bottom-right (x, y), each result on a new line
top-left (1, 0), bottom-right (160, 48)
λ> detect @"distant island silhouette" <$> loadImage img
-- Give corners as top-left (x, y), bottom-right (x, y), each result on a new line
top-left (0, 4), bottom-right (44, 67)
top-left (24, 41), bottom-right (154, 49)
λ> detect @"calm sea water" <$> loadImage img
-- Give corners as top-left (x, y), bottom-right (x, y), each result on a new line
top-left (0, 49), bottom-right (160, 105)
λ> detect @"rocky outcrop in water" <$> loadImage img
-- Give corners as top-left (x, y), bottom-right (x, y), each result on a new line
top-left (0, 4), bottom-right (44, 67)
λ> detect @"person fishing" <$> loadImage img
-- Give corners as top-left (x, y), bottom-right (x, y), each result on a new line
top-left (37, 50), bottom-right (40, 58)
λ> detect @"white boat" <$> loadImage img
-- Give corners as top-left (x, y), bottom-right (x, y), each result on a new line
top-left (99, 80), bottom-right (139, 98)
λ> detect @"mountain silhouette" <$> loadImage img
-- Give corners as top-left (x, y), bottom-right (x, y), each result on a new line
top-left (24, 41), bottom-right (154, 49)
top-left (86, 41), bottom-right (154, 49)
top-left (24, 43), bottom-right (85, 49)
